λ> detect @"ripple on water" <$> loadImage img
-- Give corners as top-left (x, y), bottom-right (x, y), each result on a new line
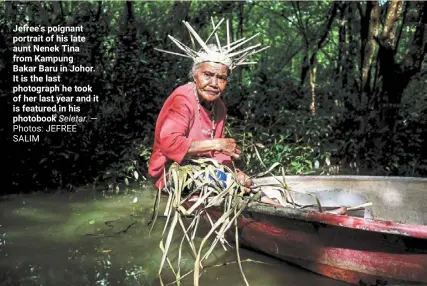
top-left (0, 185), bottom-right (350, 286)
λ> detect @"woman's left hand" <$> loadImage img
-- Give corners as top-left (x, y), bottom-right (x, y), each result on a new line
top-left (236, 170), bottom-right (253, 192)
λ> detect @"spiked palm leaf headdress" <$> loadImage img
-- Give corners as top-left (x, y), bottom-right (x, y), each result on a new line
top-left (155, 18), bottom-right (269, 70)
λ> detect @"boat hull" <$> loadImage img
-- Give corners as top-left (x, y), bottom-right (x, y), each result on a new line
top-left (203, 206), bottom-right (427, 285)
top-left (202, 176), bottom-right (427, 285)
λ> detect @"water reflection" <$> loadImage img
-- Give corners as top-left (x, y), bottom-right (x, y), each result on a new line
top-left (0, 185), bottom-right (350, 286)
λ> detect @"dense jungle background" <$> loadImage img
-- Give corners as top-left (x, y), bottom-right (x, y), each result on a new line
top-left (1, 0), bottom-right (426, 193)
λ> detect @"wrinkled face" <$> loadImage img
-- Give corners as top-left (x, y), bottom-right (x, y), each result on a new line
top-left (193, 62), bottom-right (229, 103)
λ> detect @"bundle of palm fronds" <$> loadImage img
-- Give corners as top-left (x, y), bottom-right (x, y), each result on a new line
top-left (150, 158), bottom-right (262, 286)
top-left (149, 155), bottom-right (331, 286)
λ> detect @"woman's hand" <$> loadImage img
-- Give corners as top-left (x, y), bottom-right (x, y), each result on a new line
top-left (213, 138), bottom-right (241, 159)
top-left (236, 169), bottom-right (253, 193)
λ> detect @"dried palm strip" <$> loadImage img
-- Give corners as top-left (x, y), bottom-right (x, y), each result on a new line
top-left (193, 207), bottom-right (235, 286)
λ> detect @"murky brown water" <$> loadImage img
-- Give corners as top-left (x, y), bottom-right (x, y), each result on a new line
top-left (0, 184), bottom-right (350, 286)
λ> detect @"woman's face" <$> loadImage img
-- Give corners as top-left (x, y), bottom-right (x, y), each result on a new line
top-left (193, 62), bottom-right (229, 103)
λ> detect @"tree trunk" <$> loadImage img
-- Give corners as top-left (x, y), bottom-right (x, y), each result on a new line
top-left (378, 0), bottom-right (426, 131)
top-left (360, 1), bottom-right (380, 106)
top-left (336, 3), bottom-right (347, 86)
top-left (90, 1), bottom-right (103, 67)
top-left (164, 1), bottom-right (192, 44)
top-left (299, 2), bottom-right (338, 87)
top-left (309, 63), bottom-right (317, 115)
top-left (346, 3), bottom-right (359, 92)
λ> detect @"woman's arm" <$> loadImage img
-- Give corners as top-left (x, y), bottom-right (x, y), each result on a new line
top-left (187, 138), bottom-right (241, 159)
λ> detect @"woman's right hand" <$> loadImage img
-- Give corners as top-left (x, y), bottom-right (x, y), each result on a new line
top-left (213, 138), bottom-right (241, 159)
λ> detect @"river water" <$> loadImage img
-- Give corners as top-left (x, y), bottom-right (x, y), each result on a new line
top-left (1, 184), bottom-right (350, 286)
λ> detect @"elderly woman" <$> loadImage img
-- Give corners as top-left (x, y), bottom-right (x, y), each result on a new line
top-left (148, 60), bottom-right (243, 188)
top-left (148, 20), bottom-right (280, 207)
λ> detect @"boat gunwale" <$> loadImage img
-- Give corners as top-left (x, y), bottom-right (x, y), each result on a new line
top-left (245, 204), bottom-right (427, 239)
top-left (249, 175), bottom-right (427, 239)
top-left (253, 175), bottom-right (427, 183)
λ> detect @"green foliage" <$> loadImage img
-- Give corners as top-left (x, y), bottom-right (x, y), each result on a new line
top-left (2, 1), bottom-right (426, 193)
top-left (100, 137), bottom-right (151, 185)
top-left (227, 113), bottom-right (333, 176)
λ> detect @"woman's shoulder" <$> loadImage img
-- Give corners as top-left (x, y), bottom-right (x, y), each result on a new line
top-left (164, 83), bottom-right (196, 110)
top-left (170, 83), bottom-right (193, 98)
